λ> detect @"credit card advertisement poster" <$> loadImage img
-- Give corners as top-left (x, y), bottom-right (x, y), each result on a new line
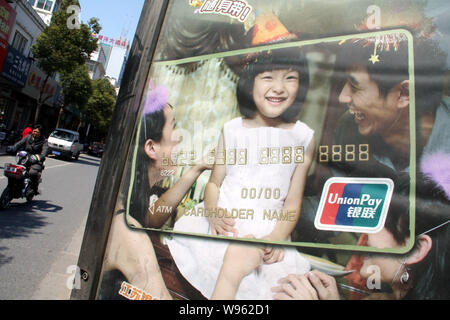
top-left (96, 0), bottom-right (450, 300)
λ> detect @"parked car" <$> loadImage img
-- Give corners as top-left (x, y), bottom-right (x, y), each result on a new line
top-left (88, 142), bottom-right (104, 157)
top-left (47, 128), bottom-right (83, 160)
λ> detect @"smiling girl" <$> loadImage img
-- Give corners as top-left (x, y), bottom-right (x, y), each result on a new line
top-left (167, 47), bottom-right (315, 299)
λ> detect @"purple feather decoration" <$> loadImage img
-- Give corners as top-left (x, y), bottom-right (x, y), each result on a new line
top-left (142, 84), bottom-right (169, 116)
top-left (420, 152), bottom-right (450, 200)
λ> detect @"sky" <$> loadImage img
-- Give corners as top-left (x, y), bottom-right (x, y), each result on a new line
top-left (78, 0), bottom-right (145, 42)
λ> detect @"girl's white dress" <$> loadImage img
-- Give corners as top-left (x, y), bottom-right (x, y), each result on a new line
top-left (166, 117), bottom-right (314, 299)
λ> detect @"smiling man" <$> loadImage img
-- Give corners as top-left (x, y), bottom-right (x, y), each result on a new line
top-left (331, 33), bottom-right (449, 175)
top-left (292, 33), bottom-right (450, 245)
top-left (339, 66), bottom-right (409, 144)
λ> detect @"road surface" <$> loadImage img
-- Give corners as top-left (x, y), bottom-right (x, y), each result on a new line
top-left (0, 153), bottom-right (101, 299)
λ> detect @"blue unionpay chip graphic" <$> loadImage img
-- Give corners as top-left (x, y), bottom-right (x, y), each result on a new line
top-left (315, 177), bottom-right (394, 233)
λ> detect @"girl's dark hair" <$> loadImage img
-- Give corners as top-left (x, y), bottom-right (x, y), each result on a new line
top-left (128, 109), bottom-right (167, 227)
top-left (384, 173), bottom-right (450, 300)
top-left (236, 47), bottom-right (310, 122)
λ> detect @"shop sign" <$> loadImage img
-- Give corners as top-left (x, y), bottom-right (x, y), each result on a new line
top-left (1, 45), bottom-right (31, 87)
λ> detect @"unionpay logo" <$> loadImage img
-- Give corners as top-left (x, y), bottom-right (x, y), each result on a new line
top-left (315, 177), bottom-right (394, 233)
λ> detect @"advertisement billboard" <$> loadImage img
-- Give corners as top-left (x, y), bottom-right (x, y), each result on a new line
top-left (73, 0), bottom-right (450, 302)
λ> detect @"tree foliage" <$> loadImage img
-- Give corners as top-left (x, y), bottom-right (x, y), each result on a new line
top-left (60, 64), bottom-right (92, 109)
top-left (85, 79), bottom-right (117, 137)
top-left (32, 0), bottom-right (99, 76)
top-left (30, 0), bottom-right (101, 123)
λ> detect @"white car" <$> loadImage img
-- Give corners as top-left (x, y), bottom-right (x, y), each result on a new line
top-left (47, 128), bottom-right (83, 160)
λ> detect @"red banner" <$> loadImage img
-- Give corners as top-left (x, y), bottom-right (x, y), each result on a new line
top-left (0, 0), bottom-right (16, 70)
top-left (0, 0), bottom-right (16, 42)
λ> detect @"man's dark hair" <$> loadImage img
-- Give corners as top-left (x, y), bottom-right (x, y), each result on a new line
top-left (33, 124), bottom-right (44, 136)
top-left (335, 32), bottom-right (447, 114)
top-left (236, 47), bottom-right (310, 122)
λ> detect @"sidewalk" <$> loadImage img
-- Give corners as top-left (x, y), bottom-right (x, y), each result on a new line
top-left (31, 216), bottom-right (86, 300)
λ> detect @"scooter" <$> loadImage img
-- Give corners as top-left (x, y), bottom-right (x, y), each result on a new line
top-left (0, 151), bottom-right (38, 209)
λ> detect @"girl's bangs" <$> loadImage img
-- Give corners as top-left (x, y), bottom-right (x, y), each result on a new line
top-left (248, 49), bottom-right (306, 75)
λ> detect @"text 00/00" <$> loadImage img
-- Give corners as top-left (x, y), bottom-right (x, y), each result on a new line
top-left (241, 187), bottom-right (281, 200)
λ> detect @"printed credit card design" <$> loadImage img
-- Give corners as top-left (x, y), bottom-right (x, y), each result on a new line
top-left (315, 177), bottom-right (394, 233)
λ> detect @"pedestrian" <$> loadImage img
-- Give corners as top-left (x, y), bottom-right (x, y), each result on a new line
top-left (21, 123), bottom-right (33, 139)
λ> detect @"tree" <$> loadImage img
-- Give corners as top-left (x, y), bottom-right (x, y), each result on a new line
top-left (57, 64), bottom-right (92, 127)
top-left (84, 78), bottom-right (117, 139)
top-left (31, 0), bottom-right (101, 124)
top-left (61, 64), bottom-right (93, 108)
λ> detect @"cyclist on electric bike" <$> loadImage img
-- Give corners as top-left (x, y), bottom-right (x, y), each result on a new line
top-left (7, 124), bottom-right (49, 196)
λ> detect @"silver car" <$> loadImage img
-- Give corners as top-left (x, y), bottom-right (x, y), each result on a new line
top-left (47, 128), bottom-right (83, 160)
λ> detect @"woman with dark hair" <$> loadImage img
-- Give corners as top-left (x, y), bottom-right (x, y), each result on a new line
top-left (98, 83), bottom-right (211, 299)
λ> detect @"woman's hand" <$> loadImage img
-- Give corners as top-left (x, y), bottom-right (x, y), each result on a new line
top-left (306, 270), bottom-right (340, 300)
top-left (262, 246), bottom-right (285, 264)
top-left (272, 274), bottom-right (319, 300)
top-left (193, 155), bottom-right (214, 172)
top-left (261, 235), bottom-right (285, 264)
top-left (271, 270), bottom-right (340, 300)
top-left (208, 209), bottom-right (238, 237)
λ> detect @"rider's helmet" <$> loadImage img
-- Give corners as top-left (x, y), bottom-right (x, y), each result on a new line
top-left (16, 151), bottom-right (30, 166)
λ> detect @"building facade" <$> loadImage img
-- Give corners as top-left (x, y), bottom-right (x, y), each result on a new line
top-left (26, 0), bottom-right (60, 26)
top-left (87, 44), bottom-right (107, 80)
top-left (92, 33), bottom-right (130, 87)
top-left (0, 0), bottom-right (62, 136)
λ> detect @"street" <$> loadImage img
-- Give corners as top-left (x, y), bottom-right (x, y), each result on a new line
top-left (0, 152), bottom-right (100, 299)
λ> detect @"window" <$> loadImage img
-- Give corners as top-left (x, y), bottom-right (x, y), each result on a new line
top-left (36, 0), bottom-right (53, 11)
top-left (28, 0), bottom-right (36, 6)
top-left (11, 31), bottom-right (28, 54)
top-left (44, 0), bottom-right (54, 11)
top-left (50, 130), bottom-right (75, 141)
top-left (52, 1), bottom-right (60, 13)
top-left (36, 0), bottom-right (45, 9)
